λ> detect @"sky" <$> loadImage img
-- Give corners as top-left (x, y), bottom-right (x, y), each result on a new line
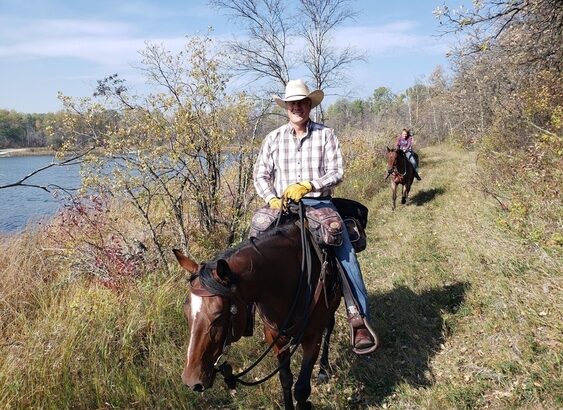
top-left (0, 0), bottom-right (467, 113)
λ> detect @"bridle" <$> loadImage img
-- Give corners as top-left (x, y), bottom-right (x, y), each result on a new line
top-left (186, 265), bottom-right (242, 376)
top-left (386, 149), bottom-right (408, 179)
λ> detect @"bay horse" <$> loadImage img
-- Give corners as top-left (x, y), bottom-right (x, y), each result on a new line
top-left (173, 218), bottom-right (341, 410)
top-left (385, 147), bottom-right (415, 210)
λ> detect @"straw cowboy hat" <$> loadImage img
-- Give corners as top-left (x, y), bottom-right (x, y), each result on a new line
top-left (273, 79), bottom-right (324, 109)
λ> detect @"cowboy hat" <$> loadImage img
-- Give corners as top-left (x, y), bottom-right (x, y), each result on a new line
top-left (273, 79), bottom-right (324, 109)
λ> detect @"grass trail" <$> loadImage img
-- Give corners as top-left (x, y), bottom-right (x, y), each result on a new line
top-left (331, 144), bottom-right (562, 409)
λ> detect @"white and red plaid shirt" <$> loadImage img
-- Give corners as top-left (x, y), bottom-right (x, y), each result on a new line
top-left (253, 120), bottom-right (344, 203)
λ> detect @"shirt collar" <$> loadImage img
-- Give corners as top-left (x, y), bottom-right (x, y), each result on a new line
top-left (287, 120), bottom-right (312, 139)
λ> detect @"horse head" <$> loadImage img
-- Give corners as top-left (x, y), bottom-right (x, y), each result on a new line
top-left (385, 147), bottom-right (400, 179)
top-left (173, 249), bottom-right (247, 392)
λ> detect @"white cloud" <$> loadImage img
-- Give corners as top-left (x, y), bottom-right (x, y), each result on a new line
top-left (0, 17), bottom-right (189, 65)
top-left (334, 21), bottom-right (448, 56)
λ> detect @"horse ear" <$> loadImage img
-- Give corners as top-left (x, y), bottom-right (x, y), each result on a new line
top-left (172, 249), bottom-right (199, 273)
top-left (386, 146), bottom-right (391, 152)
top-left (216, 259), bottom-right (232, 282)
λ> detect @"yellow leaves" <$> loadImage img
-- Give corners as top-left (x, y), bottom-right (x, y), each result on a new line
top-left (550, 105), bottom-right (563, 131)
top-left (550, 232), bottom-right (563, 247)
top-left (508, 200), bottom-right (527, 219)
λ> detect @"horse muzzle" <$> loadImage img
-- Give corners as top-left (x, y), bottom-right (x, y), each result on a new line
top-left (385, 169), bottom-right (393, 180)
top-left (182, 367), bottom-right (216, 391)
top-left (192, 383), bottom-right (205, 393)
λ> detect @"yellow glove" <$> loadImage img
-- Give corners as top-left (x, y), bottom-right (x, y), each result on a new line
top-left (268, 197), bottom-right (282, 209)
top-left (283, 181), bottom-right (313, 203)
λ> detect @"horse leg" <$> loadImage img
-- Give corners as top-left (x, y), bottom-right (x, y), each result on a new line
top-left (277, 349), bottom-right (295, 410)
top-left (391, 181), bottom-right (397, 210)
top-left (403, 182), bottom-right (412, 205)
top-left (267, 328), bottom-right (294, 410)
top-left (401, 184), bottom-right (407, 204)
top-left (294, 337), bottom-right (322, 410)
top-left (317, 315), bottom-right (335, 383)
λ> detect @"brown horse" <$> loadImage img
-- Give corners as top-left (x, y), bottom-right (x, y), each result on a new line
top-left (385, 147), bottom-right (415, 210)
top-left (173, 220), bottom-right (341, 410)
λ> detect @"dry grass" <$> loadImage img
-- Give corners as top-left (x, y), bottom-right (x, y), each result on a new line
top-left (346, 145), bottom-right (562, 409)
top-left (0, 144), bottom-right (561, 409)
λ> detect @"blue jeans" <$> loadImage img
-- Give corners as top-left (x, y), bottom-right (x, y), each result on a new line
top-left (301, 198), bottom-right (371, 320)
top-left (405, 151), bottom-right (417, 170)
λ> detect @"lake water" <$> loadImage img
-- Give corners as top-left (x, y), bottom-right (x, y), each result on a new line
top-left (0, 155), bottom-right (81, 233)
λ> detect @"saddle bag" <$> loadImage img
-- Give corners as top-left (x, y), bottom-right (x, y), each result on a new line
top-left (305, 207), bottom-right (343, 247)
top-left (332, 198), bottom-right (368, 253)
top-left (343, 217), bottom-right (367, 252)
top-left (249, 206), bottom-right (280, 238)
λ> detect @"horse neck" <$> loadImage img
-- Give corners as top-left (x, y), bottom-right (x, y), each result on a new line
top-left (388, 152), bottom-right (400, 171)
top-left (229, 226), bottom-right (304, 304)
top-left (395, 151), bottom-right (408, 173)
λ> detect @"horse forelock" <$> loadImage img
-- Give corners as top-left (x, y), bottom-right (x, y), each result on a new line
top-left (195, 263), bottom-right (231, 297)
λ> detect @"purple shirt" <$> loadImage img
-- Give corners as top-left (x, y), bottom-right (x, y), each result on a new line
top-left (396, 135), bottom-right (413, 151)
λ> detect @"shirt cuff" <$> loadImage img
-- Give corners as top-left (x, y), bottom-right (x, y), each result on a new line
top-left (264, 194), bottom-right (277, 204)
top-left (310, 180), bottom-right (321, 191)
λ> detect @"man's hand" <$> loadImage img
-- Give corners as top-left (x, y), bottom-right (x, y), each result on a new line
top-left (283, 181), bottom-right (313, 203)
top-left (268, 197), bottom-right (282, 209)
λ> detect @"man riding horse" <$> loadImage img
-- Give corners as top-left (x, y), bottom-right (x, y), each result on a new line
top-left (253, 79), bottom-right (377, 354)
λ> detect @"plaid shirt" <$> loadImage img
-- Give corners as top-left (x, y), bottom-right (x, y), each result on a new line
top-left (253, 120), bottom-right (344, 203)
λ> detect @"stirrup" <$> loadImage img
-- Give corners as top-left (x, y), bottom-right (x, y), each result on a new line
top-left (348, 312), bottom-right (378, 355)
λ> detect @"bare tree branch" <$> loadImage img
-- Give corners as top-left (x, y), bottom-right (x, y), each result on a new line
top-left (0, 147), bottom-right (95, 192)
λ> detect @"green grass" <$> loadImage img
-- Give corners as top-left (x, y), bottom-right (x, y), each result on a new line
top-left (0, 144), bottom-right (561, 409)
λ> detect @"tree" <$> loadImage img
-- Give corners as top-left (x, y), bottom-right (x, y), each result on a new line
top-left (298, 0), bottom-right (365, 121)
top-left (369, 87), bottom-right (395, 116)
top-left (435, 0), bottom-right (562, 71)
top-left (0, 110), bottom-right (25, 148)
top-left (435, 0), bottom-right (562, 247)
top-left (210, 0), bottom-right (364, 121)
top-left (54, 34), bottom-right (261, 268)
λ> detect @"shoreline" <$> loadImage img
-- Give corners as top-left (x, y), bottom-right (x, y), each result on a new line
top-left (0, 148), bottom-right (55, 157)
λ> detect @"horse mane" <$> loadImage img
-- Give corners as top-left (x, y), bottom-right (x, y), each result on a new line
top-left (214, 218), bottom-right (299, 262)
top-left (389, 147), bottom-right (405, 155)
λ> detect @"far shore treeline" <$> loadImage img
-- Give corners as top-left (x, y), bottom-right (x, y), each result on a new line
top-left (0, 110), bottom-right (63, 149)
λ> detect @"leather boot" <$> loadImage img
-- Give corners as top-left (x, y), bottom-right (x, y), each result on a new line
top-left (347, 306), bottom-right (378, 354)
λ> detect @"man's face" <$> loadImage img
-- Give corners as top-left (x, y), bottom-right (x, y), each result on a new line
top-left (286, 98), bottom-right (312, 126)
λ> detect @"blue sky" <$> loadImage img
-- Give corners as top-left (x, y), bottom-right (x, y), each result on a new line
top-left (0, 0), bottom-right (466, 113)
